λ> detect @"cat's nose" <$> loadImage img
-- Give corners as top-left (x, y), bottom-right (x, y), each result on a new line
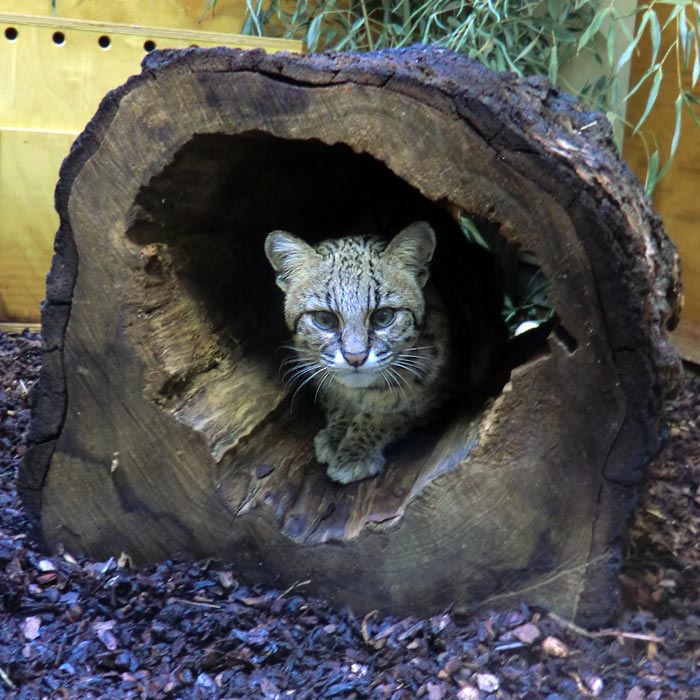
top-left (343, 351), bottom-right (368, 367)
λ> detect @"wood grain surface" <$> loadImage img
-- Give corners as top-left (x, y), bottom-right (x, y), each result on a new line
top-left (19, 48), bottom-right (681, 625)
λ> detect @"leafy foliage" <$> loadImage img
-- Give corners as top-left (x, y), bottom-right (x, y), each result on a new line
top-left (234, 0), bottom-right (700, 194)
top-left (461, 215), bottom-right (553, 334)
top-left (199, 0), bottom-right (700, 330)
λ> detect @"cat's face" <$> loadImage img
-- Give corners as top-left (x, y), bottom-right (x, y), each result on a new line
top-left (265, 222), bottom-right (436, 389)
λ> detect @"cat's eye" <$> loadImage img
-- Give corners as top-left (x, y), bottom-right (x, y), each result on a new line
top-left (311, 310), bottom-right (339, 330)
top-left (371, 308), bottom-right (395, 327)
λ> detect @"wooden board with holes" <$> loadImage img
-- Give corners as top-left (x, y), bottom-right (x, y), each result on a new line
top-left (0, 0), bottom-right (250, 34)
top-left (0, 10), bottom-right (300, 323)
top-left (0, 129), bottom-right (76, 321)
top-left (622, 5), bottom-right (700, 362)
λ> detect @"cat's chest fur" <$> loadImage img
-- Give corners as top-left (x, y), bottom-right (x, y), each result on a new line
top-left (265, 221), bottom-right (453, 484)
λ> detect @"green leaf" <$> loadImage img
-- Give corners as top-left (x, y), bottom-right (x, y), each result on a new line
top-left (459, 215), bottom-right (492, 250)
top-left (669, 93), bottom-right (683, 160)
top-left (660, 5), bottom-right (681, 31)
top-left (243, 0), bottom-right (264, 35)
top-left (655, 94), bottom-right (683, 185)
top-left (649, 9), bottom-right (661, 65)
top-left (685, 27), bottom-right (697, 70)
top-left (693, 50), bottom-right (700, 86)
top-left (625, 61), bottom-right (661, 106)
top-left (547, 0), bottom-right (560, 20)
top-left (306, 14), bottom-right (323, 51)
top-left (683, 91), bottom-right (700, 128)
top-left (578, 6), bottom-right (610, 52)
top-left (678, 10), bottom-right (689, 56)
top-left (607, 17), bottom-right (616, 66)
top-left (634, 66), bottom-right (664, 133)
top-left (645, 150), bottom-right (660, 196)
top-left (514, 34), bottom-right (541, 63)
top-left (616, 26), bottom-right (643, 73)
top-left (684, 89), bottom-right (700, 105)
top-left (549, 37), bottom-right (559, 82)
top-left (552, 24), bottom-right (577, 42)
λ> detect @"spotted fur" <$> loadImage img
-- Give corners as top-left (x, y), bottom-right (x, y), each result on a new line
top-left (265, 222), bottom-right (452, 484)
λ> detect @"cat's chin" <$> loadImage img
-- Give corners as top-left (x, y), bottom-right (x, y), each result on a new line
top-left (335, 371), bottom-right (383, 389)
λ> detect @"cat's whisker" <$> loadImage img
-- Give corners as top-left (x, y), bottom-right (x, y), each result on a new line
top-left (313, 369), bottom-right (334, 404)
top-left (386, 366), bottom-right (411, 405)
top-left (395, 355), bottom-right (430, 376)
top-left (325, 369), bottom-right (337, 394)
top-left (283, 364), bottom-right (319, 391)
top-left (392, 361), bottom-right (426, 381)
top-left (395, 354), bottom-right (428, 368)
top-left (388, 365), bottom-right (412, 389)
top-left (290, 366), bottom-right (328, 411)
top-left (280, 361), bottom-right (313, 378)
top-left (396, 356), bottom-right (428, 368)
top-left (380, 368), bottom-right (398, 394)
top-left (279, 355), bottom-right (308, 366)
top-left (392, 360), bottom-right (427, 378)
top-left (280, 357), bottom-right (315, 373)
top-left (398, 347), bottom-right (434, 356)
top-left (379, 368), bottom-right (393, 392)
top-left (281, 361), bottom-right (316, 382)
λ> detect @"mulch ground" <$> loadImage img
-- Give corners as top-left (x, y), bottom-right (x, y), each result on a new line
top-left (1, 329), bottom-right (699, 700)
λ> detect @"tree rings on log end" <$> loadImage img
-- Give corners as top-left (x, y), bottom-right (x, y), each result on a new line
top-left (21, 47), bottom-right (682, 626)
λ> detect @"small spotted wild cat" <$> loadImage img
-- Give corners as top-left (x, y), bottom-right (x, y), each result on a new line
top-left (264, 222), bottom-right (452, 484)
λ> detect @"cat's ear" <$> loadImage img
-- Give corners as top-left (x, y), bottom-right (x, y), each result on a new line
top-left (385, 221), bottom-right (436, 287)
top-left (265, 231), bottom-right (316, 292)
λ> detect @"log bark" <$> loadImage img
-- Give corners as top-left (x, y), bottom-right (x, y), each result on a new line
top-left (20, 46), bottom-right (681, 625)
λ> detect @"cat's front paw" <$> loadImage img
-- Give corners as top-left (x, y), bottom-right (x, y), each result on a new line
top-left (313, 428), bottom-right (336, 466)
top-left (326, 452), bottom-right (386, 484)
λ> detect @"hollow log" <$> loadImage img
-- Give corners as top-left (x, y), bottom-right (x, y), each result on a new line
top-left (20, 46), bottom-right (681, 625)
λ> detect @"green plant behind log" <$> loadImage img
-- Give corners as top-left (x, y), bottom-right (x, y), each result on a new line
top-left (236, 0), bottom-right (700, 195)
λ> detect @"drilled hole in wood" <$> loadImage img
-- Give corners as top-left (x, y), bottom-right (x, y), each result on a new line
top-left (4, 26), bottom-right (18, 41)
top-left (143, 39), bottom-right (156, 52)
top-left (52, 31), bottom-right (66, 45)
top-left (98, 35), bottom-right (111, 50)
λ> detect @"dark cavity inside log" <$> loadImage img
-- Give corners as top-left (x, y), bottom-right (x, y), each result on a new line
top-left (126, 133), bottom-right (509, 543)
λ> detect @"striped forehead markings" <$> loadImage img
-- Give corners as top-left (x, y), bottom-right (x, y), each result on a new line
top-left (312, 237), bottom-right (396, 314)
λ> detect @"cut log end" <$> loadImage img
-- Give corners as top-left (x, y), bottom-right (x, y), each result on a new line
top-left (20, 47), bottom-right (681, 625)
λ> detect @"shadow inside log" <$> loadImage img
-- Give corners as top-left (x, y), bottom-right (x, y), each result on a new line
top-left (124, 132), bottom-right (548, 544)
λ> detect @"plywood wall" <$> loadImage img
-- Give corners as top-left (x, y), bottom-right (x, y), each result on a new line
top-left (0, 0), bottom-right (248, 33)
top-left (622, 5), bottom-right (700, 362)
top-left (0, 4), bottom-right (299, 323)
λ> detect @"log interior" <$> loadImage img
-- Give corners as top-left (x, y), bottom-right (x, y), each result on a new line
top-left (125, 133), bottom-right (510, 544)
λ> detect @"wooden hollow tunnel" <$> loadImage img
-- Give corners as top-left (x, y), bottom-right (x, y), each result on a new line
top-left (20, 47), bottom-right (682, 625)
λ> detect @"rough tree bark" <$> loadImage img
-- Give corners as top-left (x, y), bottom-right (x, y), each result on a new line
top-left (20, 47), bottom-right (681, 625)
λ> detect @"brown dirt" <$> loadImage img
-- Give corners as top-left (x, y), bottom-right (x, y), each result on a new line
top-left (1, 330), bottom-right (699, 699)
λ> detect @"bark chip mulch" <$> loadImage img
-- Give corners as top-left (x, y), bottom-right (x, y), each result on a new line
top-left (1, 329), bottom-right (699, 699)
